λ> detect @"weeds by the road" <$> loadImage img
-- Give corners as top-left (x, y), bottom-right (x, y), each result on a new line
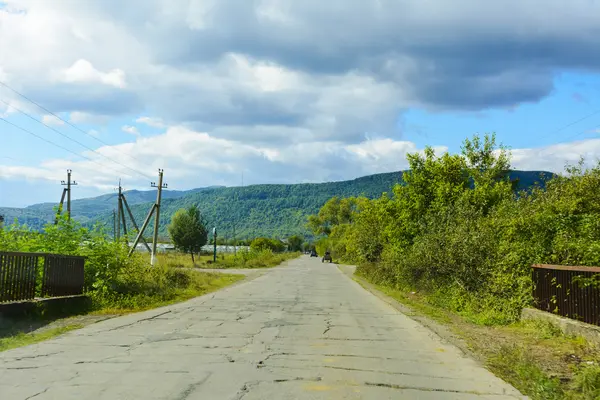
top-left (355, 273), bottom-right (600, 400)
top-left (158, 249), bottom-right (299, 270)
top-left (0, 207), bottom-right (251, 352)
top-left (0, 324), bottom-right (83, 352)
top-left (93, 268), bottom-right (244, 312)
top-left (0, 269), bottom-right (244, 352)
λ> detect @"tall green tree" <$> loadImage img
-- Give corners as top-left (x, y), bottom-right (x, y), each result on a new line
top-left (168, 205), bottom-right (208, 263)
top-left (250, 237), bottom-right (286, 253)
top-left (287, 235), bottom-right (304, 252)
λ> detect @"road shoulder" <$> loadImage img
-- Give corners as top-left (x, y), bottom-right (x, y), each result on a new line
top-left (338, 264), bottom-right (600, 400)
top-left (337, 264), bottom-right (482, 364)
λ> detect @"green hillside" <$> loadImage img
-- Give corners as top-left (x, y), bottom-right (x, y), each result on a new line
top-left (0, 170), bottom-right (553, 239)
top-left (0, 186), bottom-right (222, 230)
top-left (91, 170), bottom-right (554, 240)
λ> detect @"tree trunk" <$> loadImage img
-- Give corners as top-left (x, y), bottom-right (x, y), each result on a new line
top-left (191, 251), bottom-right (195, 264)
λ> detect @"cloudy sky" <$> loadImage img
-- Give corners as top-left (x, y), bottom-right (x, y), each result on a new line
top-left (1, 0), bottom-right (600, 207)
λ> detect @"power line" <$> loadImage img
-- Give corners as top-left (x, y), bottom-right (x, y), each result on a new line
top-left (556, 125), bottom-right (600, 144)
top-left (0, 117), bottom-right (133, 178)
top-left (0, 79), bottom-right (147, 165)
top-left (537, 108), bottom-right (600, 142)
top-left (0, 98), bottom-right (152, 180)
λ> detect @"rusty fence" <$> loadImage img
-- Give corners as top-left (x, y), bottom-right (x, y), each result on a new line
top-left (532, 264), bottom-right (600, 326)
top-left (0, 252), bottom-right (85, 303)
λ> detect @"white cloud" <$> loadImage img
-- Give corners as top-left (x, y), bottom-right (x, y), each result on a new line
top-left (2, 0), bottom-right (600, 202)
top-left (41, 114), bottom-right (64, 126)
top-left (4, 124), bottom-right (600, 195)
top-left (122, 125), bottom-right (140, 136)
top-left (54, 59), bottom-right (127, 89)
top-left (69, 111), bottom-right (109, 124)
top-left (510, 139), bottom-right (600, 173)
top-left (136, 116), bottom-right (165, 128)
top-left (0, 125), bottom-right (419, 190)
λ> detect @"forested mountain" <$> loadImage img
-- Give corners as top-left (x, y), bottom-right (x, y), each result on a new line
top-left (1, 170), bottom-right (553, 239)
top-left (0, 186), bottom-right (221, 231)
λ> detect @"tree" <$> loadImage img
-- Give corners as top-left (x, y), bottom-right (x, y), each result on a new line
top-left (306, 197), bottom-right (361, 236)
top-left (287, 235), bottom-right (304, 252)
top-left (167, 205), bottom-right (208, 263)
top-left (250, 237), bottom-right (286, 253)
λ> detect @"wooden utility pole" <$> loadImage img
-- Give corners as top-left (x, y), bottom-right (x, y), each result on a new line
top-left (213, 227), bottom-right (217, 263)
top-left (127, 169), bottom-right (167, 264)
top-left (54, 188), bottom-right (67, 225)
top-left (150, 169), bottom-right (167, 266)
top-left (121, 194), bottom-right (151, 252)
top-left (115, 180), bottom-right (129, 240)
top-left (116, 181), bottom-right (122, 240)
top-left (60, 169), bottom-right (77, 221)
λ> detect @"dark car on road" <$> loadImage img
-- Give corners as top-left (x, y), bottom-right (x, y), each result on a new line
top-left (322, 251), bottom-right (333, 263)
top-left (310, 250), bottom-right (318, 257)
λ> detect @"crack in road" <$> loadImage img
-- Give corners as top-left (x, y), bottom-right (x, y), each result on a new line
top-left (100, 310), bottom-right (173, 332)
top-left (0, 257), bottom-right (525, 399)
top-left (6, 351), bottom-right (64, 361)
top-left (173, 372), bottom-right (213, 400)
top-left (322, 317), bottom-right (332, 335)
top-left (364, 381), bottom-right (493, 395)
top-left (24, 387), bottom-right (49, 400)
top-left (232, 380), bottom-right (262, 400)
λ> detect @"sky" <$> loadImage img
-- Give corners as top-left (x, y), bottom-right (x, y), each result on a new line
top-left (1, 0), bottom-right (600, 208)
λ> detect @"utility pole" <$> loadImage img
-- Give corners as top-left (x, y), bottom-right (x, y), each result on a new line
top-left (233, 225), bottom-right (237, 255)
top-left (213, 227), bottom-right (217, 263)
top-left (119, 194), bottom-right (128, 238)
top-left (150, 169), bottom-right (167, 266)
top-left (115, 179), bottom-right (129, 240)
top-left (116, 182), bottom-right (122, 240)
top-left (122, 193), bottom-right (151, 253)
top-left (113, 209), bottom-right (117, 241)
top-left (60, 169), bottom-right (77, 221)
top-left (127, 169), bottom-right (167, 261)
top-left (54, 188), bottom-right (67, 225)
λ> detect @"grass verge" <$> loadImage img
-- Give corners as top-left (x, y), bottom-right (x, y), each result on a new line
top-left (157, 250), bottom-right (300, 269)
top-left (0, 324), bottom-right (84, 352)
top-left (350, 269), bottom-right (600, 400)
top-left (1, 269), bottom-right (245, 352)
top-left (93, 270), bottom-right (245, 313)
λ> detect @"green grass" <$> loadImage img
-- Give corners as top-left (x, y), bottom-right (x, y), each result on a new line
top-left (94, 270), bottom-right (245, 313)
top-left (0, 269), bottom-right (245, 352)
top-left (157, 250), bottom-right (300, 270)
top-left (0, 324), bottom-right (83, 352)
top-left (353, 272), bottom-right (453, 324)
top-left (487, 345), bottom-right (564, 399)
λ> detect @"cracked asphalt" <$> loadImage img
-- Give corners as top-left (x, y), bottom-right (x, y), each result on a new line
top-left (0, 256), bottom-right (527, 399)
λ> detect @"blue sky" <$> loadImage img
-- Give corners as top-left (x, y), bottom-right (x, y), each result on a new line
top-left (2, 1), bottom-right (600, 208)
top-left (403, 72), bottom-right (600, 151)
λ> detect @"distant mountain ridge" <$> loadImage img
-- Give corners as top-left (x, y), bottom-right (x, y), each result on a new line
top-left (0, 186), bottom-right (224, 229)
top-left (0, 170), bottom-right (554, 238)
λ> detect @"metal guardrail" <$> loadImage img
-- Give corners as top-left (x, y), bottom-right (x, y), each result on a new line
top-left (0, 252), bottom-right (85, 303)
top-left (532, 264), bottom-right (600, 326)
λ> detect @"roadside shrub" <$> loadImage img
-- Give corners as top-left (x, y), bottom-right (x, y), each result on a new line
top-left (310, 134), bottom-right (600, 325)
top-left (250, 237), bottom-right (286, 252)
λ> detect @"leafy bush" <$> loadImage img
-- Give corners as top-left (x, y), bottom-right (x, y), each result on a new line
top-left (250, 237), bottom-right (286, 253)
top-left (0, 213), bottom-right (240, 311)
top-left (310, 134), bottom-right (600, 325)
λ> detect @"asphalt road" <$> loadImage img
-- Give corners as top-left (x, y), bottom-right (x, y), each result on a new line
top-left (0, 256), bottom-right (526, 399)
